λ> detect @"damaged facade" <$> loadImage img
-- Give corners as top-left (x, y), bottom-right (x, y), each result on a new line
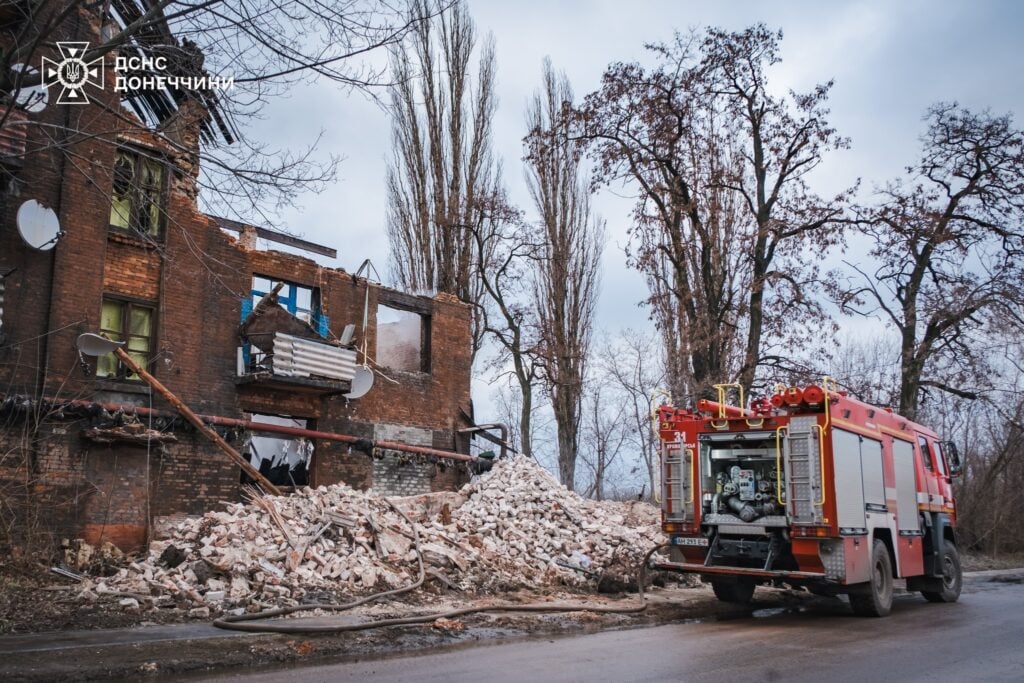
top-left (0, 9), bottom-right (474, 553)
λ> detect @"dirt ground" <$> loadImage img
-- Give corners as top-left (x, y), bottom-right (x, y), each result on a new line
top-left (0, 567), bottom-right (185, 634)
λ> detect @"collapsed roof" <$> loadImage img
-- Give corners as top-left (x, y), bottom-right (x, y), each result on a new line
top-left (109, 0), bottom-right (235, 145)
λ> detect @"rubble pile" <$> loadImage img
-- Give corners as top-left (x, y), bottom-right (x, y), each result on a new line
top-left (87, 457), bottom-right (665, 612)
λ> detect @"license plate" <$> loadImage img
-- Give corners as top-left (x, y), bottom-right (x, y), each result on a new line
top-left (672, 536), bottom-right (709, 547)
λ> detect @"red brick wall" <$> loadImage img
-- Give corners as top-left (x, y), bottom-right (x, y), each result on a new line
top-left (148, 436), bottom-right (242, 517)
top-left (102, 235), bottom-right (162, 301)
top-left (81, 444), bottom-right (150, 551)
top-left (0, 9), bottom-right (474, 552)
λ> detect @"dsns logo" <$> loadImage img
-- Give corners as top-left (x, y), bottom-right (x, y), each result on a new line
top-left (41, 42), bottom-right (104, 105)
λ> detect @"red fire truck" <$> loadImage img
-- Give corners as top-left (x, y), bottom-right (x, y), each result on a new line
top-left (654, 382), bottom-right (963, 616)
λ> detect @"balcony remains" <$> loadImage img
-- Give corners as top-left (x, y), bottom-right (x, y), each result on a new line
top-left (238, 283), bottom-right (357, 392)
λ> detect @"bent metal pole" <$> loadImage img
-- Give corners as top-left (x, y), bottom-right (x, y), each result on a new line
top-left (111, 347), bottom-right (284, 497)
top-left (45, 400), bottom-right (482, 464)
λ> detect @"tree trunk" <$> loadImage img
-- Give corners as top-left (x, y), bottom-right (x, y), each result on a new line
top-left (556, 413), bottom-right (578, 492)
top-left (517, 370), bottom-right (533, 459)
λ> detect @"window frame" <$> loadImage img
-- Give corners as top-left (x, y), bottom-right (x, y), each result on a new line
top-left (96, 296), bottom-right (157, 381)
top-left (108, 146), bottom-right (168, 239)
top-left (932, 440), bottom-right (948, 477)
top-left (917, 434), bottom-right (935, 472)
top-left (251, 275), bottom-right (320, 326)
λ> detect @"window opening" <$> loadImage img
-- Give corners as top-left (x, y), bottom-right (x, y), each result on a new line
top-left (917, 435), bottom-right (934, 471)
top-left (241, 414), bottom-right (312, 487)
top-left (109, 148), bottom-right (165, 236)
top-left (376, 303), bottom-right (429, 373)
top-left (932, 440), bottom-right (947, 476)
top-left (251, 275), bottom-right (317, 325)
top-left (98, 298), bottom-right (154, 380)
top-left (243, 276), bottom-right (326, 374)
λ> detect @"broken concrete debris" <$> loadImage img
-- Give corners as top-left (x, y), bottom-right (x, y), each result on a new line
top-left (87, 457), bottom-right (666, 613)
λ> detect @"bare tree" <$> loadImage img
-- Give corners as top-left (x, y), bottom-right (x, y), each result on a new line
top-left (578, 382), bottom-right (628, 500)
top-left (575, 43), bottom-right (745, 402)
top-left (828, 331), bottom-right (903, 408)
top-left (835, 104), bottom-right (1024, 420)
top-left (954, 394), bottom-right (1024, 555)
top-left (594, 329), bottom-right (667, 498)
top-left (472, 214), bottom-right (542, 458)
top-left (700, 27), bottom-right (853, 395)
top-left (576, 26), bottom-right (850, 402)
top-left (526, 60), bottom-right (603, 491)
top-left (922, 335), bottom-right (1024, 555)
top-left (385, 0), bottom-right (501, 357)
top-left (1, 0), bottom-right (446, 224)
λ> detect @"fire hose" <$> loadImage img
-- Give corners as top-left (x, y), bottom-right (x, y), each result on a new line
top-left (213, 499), bottom-right (665, 634)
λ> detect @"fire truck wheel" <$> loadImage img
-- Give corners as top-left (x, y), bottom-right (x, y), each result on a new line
top-left (711, 579), bottom-right (756, 604)
top-left (922, 543), bottom-right (963, 603)
top-left (850, 540), bottom-right (894, 617)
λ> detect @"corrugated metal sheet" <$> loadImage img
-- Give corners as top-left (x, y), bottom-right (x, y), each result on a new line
top-left (272, 332), bottom-right (357, 382)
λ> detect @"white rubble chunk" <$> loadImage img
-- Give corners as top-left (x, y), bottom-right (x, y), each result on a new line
top-left (94, 456), bottom-right (666, 610)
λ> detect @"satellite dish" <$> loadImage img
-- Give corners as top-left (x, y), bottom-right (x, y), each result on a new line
top-left (16, 200), bottom-right (61, 250)
top-left (12, 64), bottom-right (48, 113)
top-left (76, 332), bottom-right (124, 357)
top-left (344, 366), bottom-right (374, 399)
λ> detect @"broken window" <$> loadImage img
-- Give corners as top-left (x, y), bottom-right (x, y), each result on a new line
top-left (376, 303), bottom-right (429, 373)
top-left (251, 275), bottom-right (318, 326)
top-left (242, 415), bottom-right (312, 487)
top-left (97, 298), bottom-right (155, 380)
top-left (109, 148), bottom-right (165, 237)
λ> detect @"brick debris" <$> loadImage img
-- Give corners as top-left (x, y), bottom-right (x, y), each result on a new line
top-left (84, 457), bottom-right (665, 613)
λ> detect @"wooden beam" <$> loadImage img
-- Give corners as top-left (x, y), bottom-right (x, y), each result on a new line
top-left (112, 347), bottom-right (283, 497)
top-left (215, 217), bottom-right (337, 259)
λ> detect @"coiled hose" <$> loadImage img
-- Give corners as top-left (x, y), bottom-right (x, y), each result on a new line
top-left (213, 498), bottom-right (665, 634)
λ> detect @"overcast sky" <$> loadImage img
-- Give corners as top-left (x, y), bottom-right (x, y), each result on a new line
top-left (245, 0), bottom-right (1024, 417)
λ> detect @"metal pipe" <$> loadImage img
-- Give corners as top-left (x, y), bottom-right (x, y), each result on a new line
top-left (457, 423), bottom-right (513, 459)
top-left (41, 396), bottom-right (480, 463)
top-left (724, 495), bottom-right (758, 522)
top-left (697, 399), bottom-right (750, 418)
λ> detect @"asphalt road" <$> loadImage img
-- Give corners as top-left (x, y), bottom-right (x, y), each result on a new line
top-left (195, 577), bottom-right (1024, 683)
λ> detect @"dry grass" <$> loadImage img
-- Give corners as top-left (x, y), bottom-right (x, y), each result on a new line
top-left (962, 551), bottom-right (1024, 572)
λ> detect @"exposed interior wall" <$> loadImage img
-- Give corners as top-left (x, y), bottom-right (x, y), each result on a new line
top-left (244, 414), bottom-right (312, 487)
top-left (376, 304), bottom-right (426, 373)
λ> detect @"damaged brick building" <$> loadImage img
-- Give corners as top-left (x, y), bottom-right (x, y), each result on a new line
top-left (0, 7), bottom-right (478, 553)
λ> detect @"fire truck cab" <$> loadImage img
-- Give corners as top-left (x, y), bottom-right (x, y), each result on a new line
top-left (654, 383), bottom-right (963, 617)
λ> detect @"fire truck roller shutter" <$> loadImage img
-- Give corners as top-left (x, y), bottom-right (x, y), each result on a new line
top-left (861, 438), bottom-right (885, 509)
top-left (892, 439), bottom-right (919, 534)
top-left (832, 428), bottom-right (867, 533)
